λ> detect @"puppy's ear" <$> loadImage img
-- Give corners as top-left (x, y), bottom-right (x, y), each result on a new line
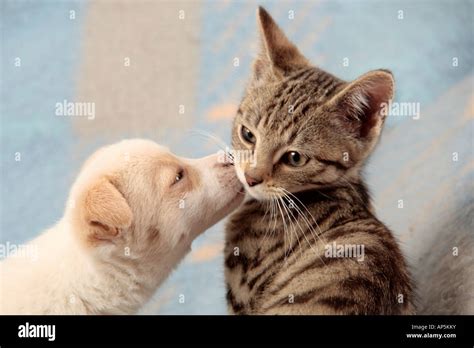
top-left (81, 177), bottom-right (133, 242)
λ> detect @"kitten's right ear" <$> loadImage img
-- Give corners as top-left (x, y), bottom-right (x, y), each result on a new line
top-left (76, 176), bottom-right (133, 245)
top-left (254, 6), bottom-right (309, 80)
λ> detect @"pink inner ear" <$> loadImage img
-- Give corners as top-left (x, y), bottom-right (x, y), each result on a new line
top-left (358, 90), bottom-right (384, 138)
top-left (361, 79), bottom-right (394, 137)
top-left (339, 72), bottom-right (394, 139)
top-left (359, 103), bottom-right (380, 138)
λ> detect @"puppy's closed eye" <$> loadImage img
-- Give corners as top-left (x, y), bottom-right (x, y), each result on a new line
top-left (171, 168), bottom-right (185, 187)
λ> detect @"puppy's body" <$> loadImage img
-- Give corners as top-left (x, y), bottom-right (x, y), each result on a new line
top-left (1, 222), bottom-right (193, 314)
top-left (1, 139), bottom-right (243, 314)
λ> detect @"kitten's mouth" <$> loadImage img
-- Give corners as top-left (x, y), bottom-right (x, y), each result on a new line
top-left (243, 185), bottom-right (282, 201)
top-left (235, 166), bottom-right (275, 200)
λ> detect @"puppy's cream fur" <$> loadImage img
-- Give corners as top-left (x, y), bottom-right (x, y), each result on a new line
top-left (0, 139), bottom-right (243, 314)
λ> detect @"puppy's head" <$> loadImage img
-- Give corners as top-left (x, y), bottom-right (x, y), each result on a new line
top-left (67, 139), bottom-right (243, 259)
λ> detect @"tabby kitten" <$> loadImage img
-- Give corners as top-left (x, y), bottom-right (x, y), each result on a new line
top-left (224, 7), bottom-right (415, 315)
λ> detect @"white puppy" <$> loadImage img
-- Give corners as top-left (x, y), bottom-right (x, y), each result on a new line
top-left (0, 139), bottom-right (243, 314)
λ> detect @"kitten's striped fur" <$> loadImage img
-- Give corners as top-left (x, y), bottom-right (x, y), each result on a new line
top-left (224, 7), bottom-right (415, 315)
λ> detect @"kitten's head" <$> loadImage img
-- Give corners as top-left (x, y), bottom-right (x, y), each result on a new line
top-left (232, 7), bottom-right (394, 200)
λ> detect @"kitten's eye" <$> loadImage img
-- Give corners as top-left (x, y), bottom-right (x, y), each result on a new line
top-left (282, 151), bottom-right (308, 167)
top-left (241, 126), bottom-right (256, 144)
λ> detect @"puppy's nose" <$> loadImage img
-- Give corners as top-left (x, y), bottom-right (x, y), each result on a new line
top-left (244, 173), bottom-right (263, 187)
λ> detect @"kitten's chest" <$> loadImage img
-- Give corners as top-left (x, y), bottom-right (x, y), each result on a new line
top-left (223, 197), bottom-right (351, 313)
top-left (223, 204), bottom-right (292, 313)
top-left (224, 203), bottom-right (278, 261)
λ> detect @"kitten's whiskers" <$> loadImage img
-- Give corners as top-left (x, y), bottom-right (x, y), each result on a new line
top-left (188, 129), bottom-right (235, 163)
top-left (279, 188), bottom-right (328, 248)
top-left (278, 189), bottom-right (326, 265)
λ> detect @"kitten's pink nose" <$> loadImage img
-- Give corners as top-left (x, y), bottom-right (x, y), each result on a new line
top-left (244, 173), bottom-right (263, 187)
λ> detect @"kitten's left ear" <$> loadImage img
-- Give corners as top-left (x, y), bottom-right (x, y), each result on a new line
top-left (328, 69), bottom-right (394, 140)
top-left (254, 6), bottom-right (309, 79)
